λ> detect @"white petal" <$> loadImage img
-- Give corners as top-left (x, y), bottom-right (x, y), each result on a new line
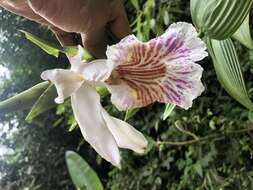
top-left (71, 84), bottom-right (121, 167)
top-left (106, 82), bottom-right (137, 111)
top-left (41, 69), bottom-right (84, 104)
top-left (69, 45), bottom-right (85, 68)
top-left (77, 59), bottom-right (112, 82)
top-left (163, 22), bottom-right (208, 62)
top-left (69, 46), bottom-right (112, 82)
top-left (101, 109), bottom-right (148, 154)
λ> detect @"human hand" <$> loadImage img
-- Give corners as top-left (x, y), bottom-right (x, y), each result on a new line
top-left (0, 0), bottom-right (131, 58)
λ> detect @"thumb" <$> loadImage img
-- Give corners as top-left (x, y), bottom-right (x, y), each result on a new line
top-left (81, 27), bottom-right (108, 58)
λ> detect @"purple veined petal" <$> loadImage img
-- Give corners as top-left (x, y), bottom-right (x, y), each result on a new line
top-left (71, 84), bottom-right (121, 168)
top-left (106, 22), bottom-right (207, 110)
top-left (158, 62), bottom-right (204, 109)
top-left (41, 69), bottom-right (84, 104)
top-left (106, 34), bottom-right (141, 69)
top-left (107, 61), bottom-right (204, 110)
top-left (157, 22), bottom-right (208, 63)
top-left (101, 109), bottom-right (148, 154)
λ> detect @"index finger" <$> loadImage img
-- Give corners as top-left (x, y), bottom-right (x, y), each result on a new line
top-left (109, 0), bottom-right (132, 40)
top-left (0, 0), bottom-right (49, 25)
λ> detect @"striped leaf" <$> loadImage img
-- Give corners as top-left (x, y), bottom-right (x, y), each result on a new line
top-left (191, 0), bottom-right (253, 40)
top-left (65, 151), bottom-right (104, 190)
top-left (26, 84), bottom-right (57, 122)
top-left (190, 0), bottom-right (216, 32)
top-left (233, 14), bottom-right (253, 49)
top-left (207, 38), bottom-right (253, 110)
top-left (163, 104), bottom-right (176, 120)
top-left (0, 82), bottom-right (49, 115)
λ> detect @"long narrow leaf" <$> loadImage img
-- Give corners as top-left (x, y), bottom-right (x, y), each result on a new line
top-left (191, 0), bottom-right (253, 40)
top-left (0, 82), bottom-right (49, 115)
top-left (65, 151), bottom-right (104, 190)
top-left (130, 0), bottom-right (140, 10)
top-left (233, 14), bottom-right (253, 49)
top-left (125, 108), bottom-right (140, 121)
top-left (163, 104), bottom-right (176, 120)
top-left (20, 30), bottom-right (62, 57)
top-left (20, 30), bottom-right (83, 57)
top-left (26, 84), bottom-right (57, 122)
top-left (207, 38), bottom-right (253, 110)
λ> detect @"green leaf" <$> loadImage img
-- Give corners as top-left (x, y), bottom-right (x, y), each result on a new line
top-left (163, 10), bottom-right (170, 26)
top-left (96, 86), bottom-right (109, 98)
top-left (125, 108), bottom-right (140, 121)
top-left (191, 0), bottom-right (253, 39)
top-left (26, 84), bottom-right (57, 122)
top-left (190, 0), bottom-right (216, 32)
top-left (248, 110), bottom-right (253, 123)
top-left (20, 30), bottom-right (62, 57)
top-left (233, 14), bottom-right (253, 49)
top-left (163, 104), bottom-right (176, 120)
top-left (207, 38), bottom-right (253, 110)
top-left (68, 122), bottom-right (78, 132)
top-left (65, 151), bottom-right (104, 190)
top-left (194, 163), bottom-right (203, 177)
top-left (21, 30), bottom-right (91, 58)
top-left (63, 46), bottom-right (79, 57)
top-left (130, 0), bottom-right (140, 10)
top-left (0, 82), bottom-right (49, 115)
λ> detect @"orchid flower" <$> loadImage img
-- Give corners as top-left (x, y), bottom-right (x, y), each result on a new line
top-left (41, 22), bottom-right (207, 167)
top-left (41, 48), bottom-right (148, 168)
top-left (105, 22), bottom-right (208, 110)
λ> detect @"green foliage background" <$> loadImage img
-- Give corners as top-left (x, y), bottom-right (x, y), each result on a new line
top-left (1, 0), bottom-right (253, 189)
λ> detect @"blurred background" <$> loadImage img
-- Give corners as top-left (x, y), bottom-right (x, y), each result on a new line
top-left (1, 0), bottom-right (253, 189)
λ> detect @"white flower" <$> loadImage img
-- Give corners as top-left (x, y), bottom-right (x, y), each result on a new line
top-left (41, 22), bottom-right (207, 167)
top-left (41, 47), bottom-right (148, 168)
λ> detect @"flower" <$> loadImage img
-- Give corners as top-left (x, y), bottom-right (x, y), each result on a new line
top-left (105, 22), bottom-right (208, 111)
top-left (41, 47), bottom-right (148, 168)
top-left (41, 22), bottom-right (207, 167)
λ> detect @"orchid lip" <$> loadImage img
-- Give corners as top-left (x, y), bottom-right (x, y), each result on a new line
top-left (105, 22), bottom-right (207, 111)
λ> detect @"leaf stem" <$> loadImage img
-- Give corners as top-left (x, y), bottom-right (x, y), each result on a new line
top-left (157, 126), bottom-right (253, 146)
top-left (174, 121), bottom-right (199, 140)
